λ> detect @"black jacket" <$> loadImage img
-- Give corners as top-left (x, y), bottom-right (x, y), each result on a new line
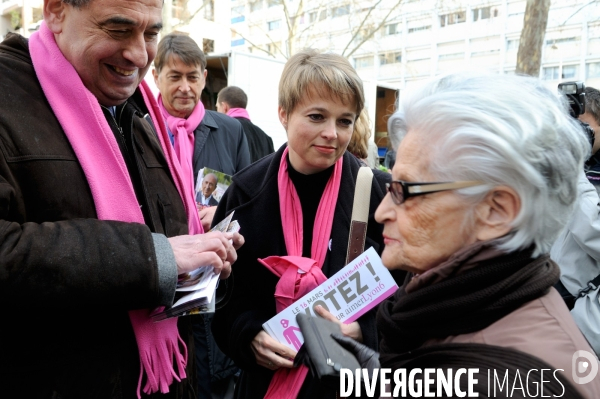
top-left (192, 110), bottom-right (250, 183)
top-left (235, 117), bottom-right (275, 164)
top-left (212, 145), bottom-right (391, 399)
top-left (0, 34), bottom-right (195, 398)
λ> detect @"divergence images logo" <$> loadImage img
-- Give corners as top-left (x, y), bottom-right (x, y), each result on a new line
top-left (572, 350), bottom-right (599, 384)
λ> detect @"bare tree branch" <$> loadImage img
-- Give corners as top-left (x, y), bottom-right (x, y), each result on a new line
top-left (239, 0), bottom-right (403, 61)
top-left (173, 0), bottom-right (209, 30)
top-left (341, 0), bottom-right (384, 55)
top-left (231, 27), bottom-right (279, 58)
top-left (295, 3), bottom-right (327, 36)
top-left (343, 0), bottom-right (404, 58)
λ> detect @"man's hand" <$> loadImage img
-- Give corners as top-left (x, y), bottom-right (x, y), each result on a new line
top-left (251, 331), bottom-right (297, 370)
top-left (231, 231), bottom-right (244, 251)
top-left (168, 231), bottom-right (242, 279)
top-left (199, 206), bottom-right (217, 231)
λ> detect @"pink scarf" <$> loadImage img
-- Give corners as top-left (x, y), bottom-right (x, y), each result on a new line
top-left (259, 147), bottom-right (342, 398)
top-left (29, 22), bottom-right (202, 398)
top-left (157, 96), bottom-right (205, 200)
top-left (226, 107), bottom-right (251, 120)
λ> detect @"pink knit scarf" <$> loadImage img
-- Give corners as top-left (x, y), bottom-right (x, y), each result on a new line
top-left (259, 147), bottom-right (342, 398)
top-left (226, 107), bottom-right (251, 120)
top-left (29, 22), bottom-right (202, 398)
top-left (157, 95), bottom-right (205, 198)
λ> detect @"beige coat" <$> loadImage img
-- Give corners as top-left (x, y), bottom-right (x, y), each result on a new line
top-left (426, 288), bottom-right (600, 398)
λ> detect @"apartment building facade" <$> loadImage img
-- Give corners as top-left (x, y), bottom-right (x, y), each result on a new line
top-left (227, 0), bottom-right (600, 91)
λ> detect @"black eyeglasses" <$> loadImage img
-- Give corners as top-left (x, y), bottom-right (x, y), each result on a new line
top-left (385, 180), bottom-right (485, 205)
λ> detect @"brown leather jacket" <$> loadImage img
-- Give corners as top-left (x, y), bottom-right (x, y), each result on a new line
top-left (0, 34), bottom-right (195, 398)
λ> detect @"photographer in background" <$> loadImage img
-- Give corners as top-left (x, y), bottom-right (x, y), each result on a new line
top-left (551, 84), bottom-right (600, 355)
top-left (580, 87), bottom-right (600, 190)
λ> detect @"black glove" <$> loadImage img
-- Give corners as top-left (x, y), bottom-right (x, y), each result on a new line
top-left (332, 334), bottom-right (381, 398)
top-left (293, 344), bottom-right (310, 369)
top-left (331, 333), bottom-right (380, 379)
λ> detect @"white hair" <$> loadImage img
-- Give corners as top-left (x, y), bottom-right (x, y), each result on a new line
top-left (388, 72), bottom-right (590, 256)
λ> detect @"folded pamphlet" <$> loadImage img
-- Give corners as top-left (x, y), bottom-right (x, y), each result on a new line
top-left (152, 211), bottom-right (239, 321)
top-left (263, 247), bottom-right (398, 351)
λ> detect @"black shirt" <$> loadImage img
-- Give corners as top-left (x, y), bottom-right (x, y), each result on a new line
top-left (287, 156), bottom-right (334, 258)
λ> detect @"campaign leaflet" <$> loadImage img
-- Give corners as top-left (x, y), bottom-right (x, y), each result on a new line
top-left (151, 212), bottom-right (239, 321)
top-left (195, 167), bottom-right (232, 210)
top-left (262, 247), bottom-right (398, 351)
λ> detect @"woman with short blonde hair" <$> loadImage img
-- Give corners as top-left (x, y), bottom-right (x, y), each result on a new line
top-left (212, 49), bottom-right (395, 398)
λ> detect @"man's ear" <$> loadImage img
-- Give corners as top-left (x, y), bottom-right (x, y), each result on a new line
top-left (44, 0), bottom-right (67, 34)
top-left (474, 186), bottom-right (521, 242)
top-left (220, 101), bottom-right (231, 113)
top-left (278, 106), bottom-right (288, 129)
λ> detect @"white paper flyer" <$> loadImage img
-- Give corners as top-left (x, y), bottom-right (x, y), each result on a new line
top-left (262, 247), bottom-right (398, 351)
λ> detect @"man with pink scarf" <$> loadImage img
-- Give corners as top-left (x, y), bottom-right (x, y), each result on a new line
top-left (152, 34), bottom-right (250, 234)
top-left (216, 85), bottom-right (275, 164)
top-left (152, 34), bottom-right (250, 399)
top-left (0, 0), bottom-right (242, 397)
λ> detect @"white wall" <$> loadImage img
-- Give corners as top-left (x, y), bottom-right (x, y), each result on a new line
top-left (228, 51), bottom-right (287, 149)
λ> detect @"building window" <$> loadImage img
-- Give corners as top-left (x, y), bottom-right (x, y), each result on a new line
top-left (473, 6), bottom-right (496, 21)
top-left (309, 9), bottom-right (327, 23)
top-left (588, 62), bottom-right (600, 78)
top-left (438, 52), bottom-right (464, 60)
top-left (231, 5), bottom-right (245, 23)
top-left (267, 42), bottom-right (281, 54)
top-left (408, 25), bottom-right (431, 33)
top-left (543, 66), bottom-right (559, 80)
top-left (440, 11), bottom-right (466, 27)
top-left (203, 0), bottom-right (215, 21)
top-left (384, 23), bottom-right (400, 35)
top-left (250, 1), bottom-right (263, 12)
top-left (268, 20), bottom-right (281, 30)
top-left (545, 37), bottom-right (580, 46)
top-left (203, 39), bottom-right (214, 53)
top-left (332, 5), bottom-right (350, 18)
top-left (267, 0), bottom-right (280, 7)
top-left (379, 52), bottom-right (402, 65)
top-left (231, 38), bottom-right (245, 47)
top-left (562, 65), bottom-right (579, 79)
top-left (471, 49), bottom-right (500, 57)
top-left (354, 56), bottom-right (374, 69)
top-left (506, 39), bottom-right (519, 50)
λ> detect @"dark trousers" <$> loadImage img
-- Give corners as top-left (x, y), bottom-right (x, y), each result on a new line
top-left (192, 314), bottom-right (238, 399)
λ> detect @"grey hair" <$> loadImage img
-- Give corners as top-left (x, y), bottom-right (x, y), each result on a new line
top-left (387, 72), bottom-right (590, 257)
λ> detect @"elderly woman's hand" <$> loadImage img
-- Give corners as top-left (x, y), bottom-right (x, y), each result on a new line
top-left (314, 305), bottom-right (363, 342)
top-left (251, 331), bottom-right (297, 371)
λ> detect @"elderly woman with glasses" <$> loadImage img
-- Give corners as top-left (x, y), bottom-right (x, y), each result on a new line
top-left (361, 72), bottom-right (600, 397)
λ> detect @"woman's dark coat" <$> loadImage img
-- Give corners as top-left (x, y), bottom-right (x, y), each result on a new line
top-left (212, 145), bottom-right (394, 398)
